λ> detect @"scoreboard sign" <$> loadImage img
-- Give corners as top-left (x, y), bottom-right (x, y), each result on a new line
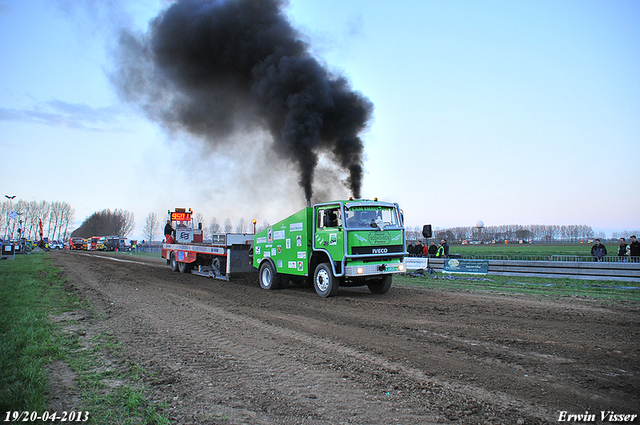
top-left (170, 211), bottom-right (192, 221)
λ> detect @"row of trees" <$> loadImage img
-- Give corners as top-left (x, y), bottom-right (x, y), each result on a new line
top-left (71, 209), bottom-right (135, 238)
top-left (406, 224), bottom-right (605, 244)
top-left (0, 199), bottom-right (139, 241)
top-left (611, 230), bottom-right (639, 240)
top-left (141, 212), bottom-right (271, 242)
top-left (1, 199), bottom-right (75, 241)
top-left (141, 212), bottom-right (634, 245)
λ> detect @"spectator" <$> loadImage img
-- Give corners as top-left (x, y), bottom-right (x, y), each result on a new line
top-left (407, 242), bottom-right (415, 256)
top-left (591, 239), bottom-right (607, 262)
top-left (441, 239), bottom-right (450, 257)
top-left (422, 243), bottom-right (429, 257)
top-left (629, 235), bottom-right (640, 263)
top-left (436, 243), bottom-right (445, 258)
top-left (428, 242), bottom-right (437, 258)
top-left (618, 238), bottom-right (629, 262)
top-left (415, 241), bottom-right (423, 257)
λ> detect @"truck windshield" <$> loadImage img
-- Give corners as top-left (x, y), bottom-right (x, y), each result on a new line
top-left (344, 206), bottom-right (400, 229)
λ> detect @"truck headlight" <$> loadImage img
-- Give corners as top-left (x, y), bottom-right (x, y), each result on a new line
top-left (357, 267), bottom-right (364, 275)
top-left (399, 264), bottom-right (405, 272)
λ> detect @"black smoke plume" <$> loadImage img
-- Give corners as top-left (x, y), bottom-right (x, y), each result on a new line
top-left (113, 0), bottom-right (372, 201)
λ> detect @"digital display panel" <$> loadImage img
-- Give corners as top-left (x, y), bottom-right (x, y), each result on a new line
top-left (170, 212), bottom-right (191, 221)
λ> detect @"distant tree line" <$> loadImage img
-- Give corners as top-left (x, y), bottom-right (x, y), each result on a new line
top-left (207, 217), bottom-right (270, 238)
top-left (1, 199), bottom-right (75, 241)
top-left (611, 230), bottom-right (639, 240)
top-left (406, 224), bottom-right (602, 244)
top-left (142, 212), bottom-right (271, 243)
top-left (71, 208), bottom-right (135, 238)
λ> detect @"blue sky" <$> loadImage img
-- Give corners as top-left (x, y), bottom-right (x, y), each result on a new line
top-left (1, 0), bottom-right (638, 240)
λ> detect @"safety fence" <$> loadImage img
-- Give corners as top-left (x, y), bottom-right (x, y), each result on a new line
top-left (424, 258), bottom-right (640, 282)
top-left (138, 245), bottom-right (162, 254)
top-left (137, 246), bottom-right (639, 281)
top-left (408, 254), bottom-right (638, 263)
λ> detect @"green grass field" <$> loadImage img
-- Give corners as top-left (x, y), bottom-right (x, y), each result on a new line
top-left (404, 243), bottom-right (638, 301)
top-left (0, 252), bottom-right (169, 424)
top-left (439, 242), bottom-right (626, 260)
top-left (395, 272), bottom-right (639, 302)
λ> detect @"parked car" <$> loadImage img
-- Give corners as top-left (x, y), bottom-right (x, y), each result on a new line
top-left (50, 240), bottom-right (64, 250)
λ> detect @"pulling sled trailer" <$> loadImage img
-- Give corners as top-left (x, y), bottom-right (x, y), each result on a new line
top-left (161, 208), bottom-right (254, 280)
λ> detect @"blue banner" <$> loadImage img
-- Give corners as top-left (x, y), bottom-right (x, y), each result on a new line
top-left (443, 259), bottom-right (488, 274)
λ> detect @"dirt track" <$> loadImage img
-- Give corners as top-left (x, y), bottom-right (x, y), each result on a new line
top-left (50, 251), bottom-right (640, 424)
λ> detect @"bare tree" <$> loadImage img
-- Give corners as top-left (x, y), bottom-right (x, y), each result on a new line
top-left (0, 199), bottom-right (74, 241)
top-left (61, 203), bottom-right (75, 240)
top-left (26, 201), bottom-right (47, 240)
top-left (209, 217), bottom-right (220, 234)
top-left (0, 202), bottom-right (7, 238)
top-left (194, 212), bottom-right (205, 228)
top-left (48, 201), bottom-right (67, 240)
top-left (143, 212), bottom-right (159, 242)
top-left (257, 219), bottom-right (271, 232)
top-left (224, 218), bottom-right (232, 233)
top-left (39, 201), bottom-right (51, 238)
top-left (235, 218), bottom-right (247, 233)
top-left (116, 209), bottom-right (136, 237)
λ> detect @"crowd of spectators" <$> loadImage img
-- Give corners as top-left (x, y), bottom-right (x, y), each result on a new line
top-left (407, 239), bottom-right (449, 258)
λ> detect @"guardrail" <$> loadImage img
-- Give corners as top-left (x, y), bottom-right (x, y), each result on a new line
top-left (424, 258), bottom-right (640, 283)
top-left (414, 254), bottom-right (637, 263)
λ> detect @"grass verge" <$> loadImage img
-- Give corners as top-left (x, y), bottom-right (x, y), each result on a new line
top-left (0, 252), bottom-right (170, 424)
top-left (396, 272), bottom-right (640, 303)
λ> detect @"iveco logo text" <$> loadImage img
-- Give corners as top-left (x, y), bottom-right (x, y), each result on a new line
top-left (372, 248), bottom-right (388, 254)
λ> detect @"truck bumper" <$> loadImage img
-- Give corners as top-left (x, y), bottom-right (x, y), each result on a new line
top-left (344, 262), bottom-right (405, 277)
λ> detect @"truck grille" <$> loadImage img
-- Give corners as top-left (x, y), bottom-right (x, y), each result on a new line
top-left (351, 245), bottom-right (404, 255)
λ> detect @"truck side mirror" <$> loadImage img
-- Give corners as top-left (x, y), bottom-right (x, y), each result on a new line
top-left (422, 224), bottom-right (432, 238)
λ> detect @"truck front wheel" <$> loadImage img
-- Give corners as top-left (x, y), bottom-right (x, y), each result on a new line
top-left (314, 263), bottom-right (340, 298)
top-left (367, 275), bottom-right (392, 294)
top-left (259, 261), bottom-right (280, 290)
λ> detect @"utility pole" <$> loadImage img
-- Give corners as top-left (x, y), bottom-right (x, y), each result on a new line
top-left (5, 195), bottom-right (16, 239)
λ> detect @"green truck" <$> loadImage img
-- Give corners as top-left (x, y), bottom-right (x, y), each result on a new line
top-left (253, 199), bottom-right (407, 297)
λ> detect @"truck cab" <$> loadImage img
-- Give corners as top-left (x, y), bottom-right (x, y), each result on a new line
top-left (96, 237), bottom-right (107, 251)
top-left (70, 237), bottom-right (84, 250)
top-left (254, 198), bottom-right (407, 297)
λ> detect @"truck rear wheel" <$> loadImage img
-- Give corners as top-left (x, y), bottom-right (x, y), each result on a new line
top-left (170, 253), bottom-right (179, 272)
top-left (367, 275), bottom-right (392, 294)
top-left (314, 263), bottom-right (340, 298)
top-left (212, 257), bottom-right (226, 276)
top-left (178, 260), bottom-right (192, 274)
top-left (259, 261), bottom-right (280, 290)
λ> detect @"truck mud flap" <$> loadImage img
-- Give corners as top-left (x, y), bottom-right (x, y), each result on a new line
top-left (190, 244), bottom-right (256, 281)
top-left (227, 244), bottom-right (257, 279)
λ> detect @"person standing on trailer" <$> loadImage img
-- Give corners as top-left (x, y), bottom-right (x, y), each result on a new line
top-left (164, 220), bottom-right (175, 244)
